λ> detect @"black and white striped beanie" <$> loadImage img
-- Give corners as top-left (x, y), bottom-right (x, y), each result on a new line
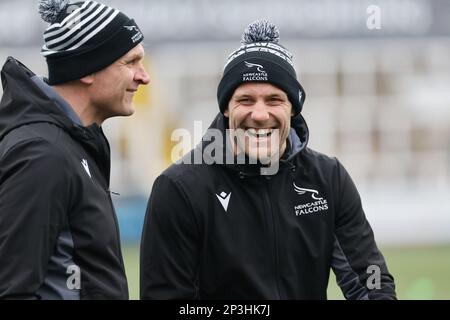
top-left (38, 0), bottom-right (144, 85)
top-left (217, 20), bottom-right (306, 116)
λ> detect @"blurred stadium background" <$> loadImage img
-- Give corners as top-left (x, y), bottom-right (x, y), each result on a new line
top-left (1, 0), bottom-right (450, 299)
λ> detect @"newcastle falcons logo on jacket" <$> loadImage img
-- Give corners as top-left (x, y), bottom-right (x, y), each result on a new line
top-left (293, 183), bottom-right (323, 200)
top-left (293, 182), bottom-right (328, 216)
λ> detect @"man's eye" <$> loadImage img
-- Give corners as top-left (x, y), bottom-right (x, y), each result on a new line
top-left (268, 97), bottom-right (283, 104)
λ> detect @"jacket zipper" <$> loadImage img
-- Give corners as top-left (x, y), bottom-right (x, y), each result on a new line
top-left (106, 190), bottom-right (126, 269)
top-left (86, 127), bottom-right (126, 277)
top-left (92, 170), bottom-right (124, 262)
top-left (265, 176), bottom-right (281, 299)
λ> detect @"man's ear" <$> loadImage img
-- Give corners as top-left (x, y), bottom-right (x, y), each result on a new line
top-left (79, 74), bottom-right (94, 85)
top-left (291, 104), bottom-right (296, 117)
top-left (224, 102), bottom-right (232, 118)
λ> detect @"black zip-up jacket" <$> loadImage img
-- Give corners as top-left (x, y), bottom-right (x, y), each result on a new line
top-left (0, 57), bottom-right (128, 299)
top-left (140, 112), bottom-right (396, 300)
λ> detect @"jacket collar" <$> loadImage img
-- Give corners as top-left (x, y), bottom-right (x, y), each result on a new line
top-left (30, 75), bottom-right (83, 126)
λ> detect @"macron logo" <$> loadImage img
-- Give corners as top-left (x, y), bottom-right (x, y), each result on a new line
top-left (216, 191), bottom-right (231, 212)
top-left (81, 159), bottom-right (91, 178)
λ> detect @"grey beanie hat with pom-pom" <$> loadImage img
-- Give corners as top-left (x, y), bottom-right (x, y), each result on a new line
top-left (217, 20), bottom-right (305, 116)
top-left (38, 0), bottom-right (144, 84)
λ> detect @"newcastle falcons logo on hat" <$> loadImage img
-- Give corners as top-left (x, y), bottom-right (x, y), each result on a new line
top-left (124, 25), bottom-right (143, 43)
top-left (244, 61), bottom-right (265, 72)
top-left (124, 25), bottom-right (139, 32)
top-left (243, 61), bottom-right (267, 81)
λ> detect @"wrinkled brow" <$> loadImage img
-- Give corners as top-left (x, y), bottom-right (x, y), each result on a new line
top-left (266, 93), bottom-right (287, 99)
top-left (125, 50), bottom-right (145, 61)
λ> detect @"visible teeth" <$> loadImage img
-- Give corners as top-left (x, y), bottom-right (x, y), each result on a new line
top-left (247, 128), bottom-right (272, 137)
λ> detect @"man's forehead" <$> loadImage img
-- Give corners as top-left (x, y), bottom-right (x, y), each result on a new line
top-left (123, 44), bottom-right (145, 59)
top-left (233, 83), bottom-right (287, 97)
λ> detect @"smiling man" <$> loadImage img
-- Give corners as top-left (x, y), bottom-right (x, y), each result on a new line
top-left (225, 82), bottom-right (292, 173)
top-left (0, 0), bottom-right (149, 299)
top-left (140, 20), bottom-right (396, 300)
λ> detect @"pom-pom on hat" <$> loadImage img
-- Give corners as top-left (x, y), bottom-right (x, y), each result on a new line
top-left (217, 19), bottom-right (306, 116)
top-left (38, 0), bottom-right (144, 84)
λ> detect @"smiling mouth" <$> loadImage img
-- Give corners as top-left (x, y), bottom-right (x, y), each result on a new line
top-left (245, 128), bottom-right (274, 138)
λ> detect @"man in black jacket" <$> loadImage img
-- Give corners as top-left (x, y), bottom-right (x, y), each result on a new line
top-left (140, 20), bottom-right (396, 300)
top-left (0, 0), bottom-right (149, 299)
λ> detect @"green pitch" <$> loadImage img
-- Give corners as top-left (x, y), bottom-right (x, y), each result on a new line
top-left (123, 245), bottom-right (450, 300)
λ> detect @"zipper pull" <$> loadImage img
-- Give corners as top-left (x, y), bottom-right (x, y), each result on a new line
top-left (108, 189), bottom-right (120, 196)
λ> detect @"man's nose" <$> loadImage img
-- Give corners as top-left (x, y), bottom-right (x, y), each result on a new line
top-left (250, 101), bottom-right (270, 122)
top-left (135, 63), bottom-right (150, 85)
